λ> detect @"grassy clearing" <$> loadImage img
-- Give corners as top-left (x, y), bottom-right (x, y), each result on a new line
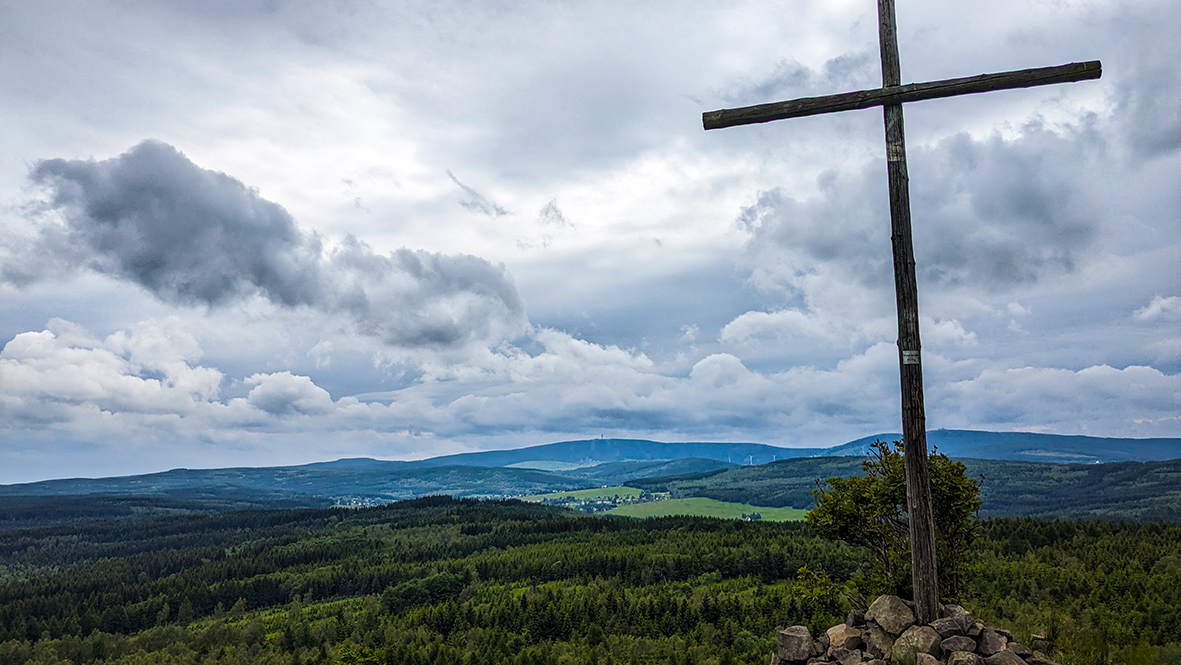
top-left (524, 486), bottom-right (642, 501)
top-left (606, 497), bottom-right (807, 521)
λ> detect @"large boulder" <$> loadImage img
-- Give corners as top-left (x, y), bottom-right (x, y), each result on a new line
top-left (977, 628), bottom-right (1007, 657)
top-left (828, 624), bottom-right (865, 652)
top-left (777, 626), bottom-right (814, 662)
top-left (930, 617), bottom-right (964, 637)
top-left (1008, 643), bottom-right (1033, 658)
top-left (942, 604), bottom-right (972, 621)
top-left (892, 625), bottom-right (942, 662)
top-left (862, 624), bottom-right (895, 659)
top-left (918, 653), bottom-right (940, 665)
top-left (830, 647), bottom-right (863, 665)
top-left (812, 633), bottom-right (831, 657)
top-left (941, 635), bottom-right (978, 655)
top-left (867, 595), bottom-right (916, 636)
top-left (947, 652), bottom-right (984, 665)
top-left (947, 606), bottom-right (976, 634)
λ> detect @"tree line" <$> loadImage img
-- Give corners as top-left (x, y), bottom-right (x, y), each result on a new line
top-left (0, 496), bottom-right (1177, 665)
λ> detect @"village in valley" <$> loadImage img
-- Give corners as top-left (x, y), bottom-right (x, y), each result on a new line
top-left (523, 486), bottom-right (670, 513)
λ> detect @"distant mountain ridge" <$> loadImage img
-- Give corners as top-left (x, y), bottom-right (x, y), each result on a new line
top-left (3, 431), bottom-right (1176, 494)
top-left (400, 430), bottom-right (1180, 468)
top-left (311, 430), bottom-right (1175, 471)
top-left (0, 430), bottom-right (1176, 526)
top-left (402, 438), bottom-right (822, 468)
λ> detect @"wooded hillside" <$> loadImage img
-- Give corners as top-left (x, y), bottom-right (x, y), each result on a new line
top-left (634, 458), bottom-right (1181, 521)
top-left (1, 498), bottom-right (1177, 665)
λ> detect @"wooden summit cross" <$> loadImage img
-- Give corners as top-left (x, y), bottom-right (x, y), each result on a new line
top-left (702, 0), bottom-right (1100, 624)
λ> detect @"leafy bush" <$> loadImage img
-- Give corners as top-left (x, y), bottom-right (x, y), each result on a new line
top-left (806, 439), bottom-right (982, 599)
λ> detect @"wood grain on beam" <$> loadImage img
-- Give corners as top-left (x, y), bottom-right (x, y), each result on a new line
top-left (703, 61), bottom-right (1101, 130)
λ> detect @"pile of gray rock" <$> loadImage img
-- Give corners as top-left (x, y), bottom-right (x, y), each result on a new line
top-left (772, 595), bottom-right (1058, 665)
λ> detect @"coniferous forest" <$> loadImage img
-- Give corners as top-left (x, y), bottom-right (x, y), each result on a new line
top-left (0, 497), bottom-right (1178, 665)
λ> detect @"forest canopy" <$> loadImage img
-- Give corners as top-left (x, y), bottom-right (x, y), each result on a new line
top-left (0, 497), bottom-right (1178, 665)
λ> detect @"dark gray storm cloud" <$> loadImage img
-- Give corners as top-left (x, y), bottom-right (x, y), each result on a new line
top-left (24, 140), bottom-right (324, 307)
top-left (10, 141), bottom-right (527, 347)
top-left (328, 237), bottom-right (527, 346)
top-left (738, 120), bottom-right (1103, 292)
top-left (913, 124), bottom-right (1100, 287)
top-left (1116, 65), bottom-right (1181, 159)
top-left (736, 167), bottom-right (892, 291)
top-left (1108, 8), bottom-right (1181, 160)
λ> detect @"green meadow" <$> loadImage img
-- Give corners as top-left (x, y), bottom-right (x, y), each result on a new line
top-left (607, 497), bottom-right (808, 521)
top-left (524, 485), bottom-right (642, 501)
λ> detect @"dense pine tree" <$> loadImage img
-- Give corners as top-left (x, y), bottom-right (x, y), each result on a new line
top-left (0, 498), bottom-right (1177, 665)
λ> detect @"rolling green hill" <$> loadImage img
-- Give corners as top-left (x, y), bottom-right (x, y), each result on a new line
top-left (0, 465), bottom-right (593, 526)
top-left (0, 464), bottom-right (587, 501)
top-left (631, 457), bottom-right (863, 509)
top-left (525, 486), bottom-right (643, 502)
top-left (1, 433), bottom-right (1178, 526)
top-left (565, 457), bottom-right (739, 483)
top-left (632, 456), bottom-right (1181, 521)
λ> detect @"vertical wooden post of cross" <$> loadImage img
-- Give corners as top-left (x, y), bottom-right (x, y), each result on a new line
top-left (877, 0), bottom-right (939, 624)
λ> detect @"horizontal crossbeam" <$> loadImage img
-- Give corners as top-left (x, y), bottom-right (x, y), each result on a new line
top-left (703, 60), bottom-right (1101, 130)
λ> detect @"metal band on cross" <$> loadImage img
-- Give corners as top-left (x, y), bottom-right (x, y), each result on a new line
top-left (702, 0), bottom-right (1099, 623)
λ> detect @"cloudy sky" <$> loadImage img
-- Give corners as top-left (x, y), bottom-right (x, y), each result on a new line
top-left (1, 0), bottom-right (1177, 483)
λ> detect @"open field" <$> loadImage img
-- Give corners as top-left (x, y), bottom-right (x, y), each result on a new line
top-left (607, 497), bottom-right (807, 521)
top-left (524, 486), bottom-right (642, 501)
